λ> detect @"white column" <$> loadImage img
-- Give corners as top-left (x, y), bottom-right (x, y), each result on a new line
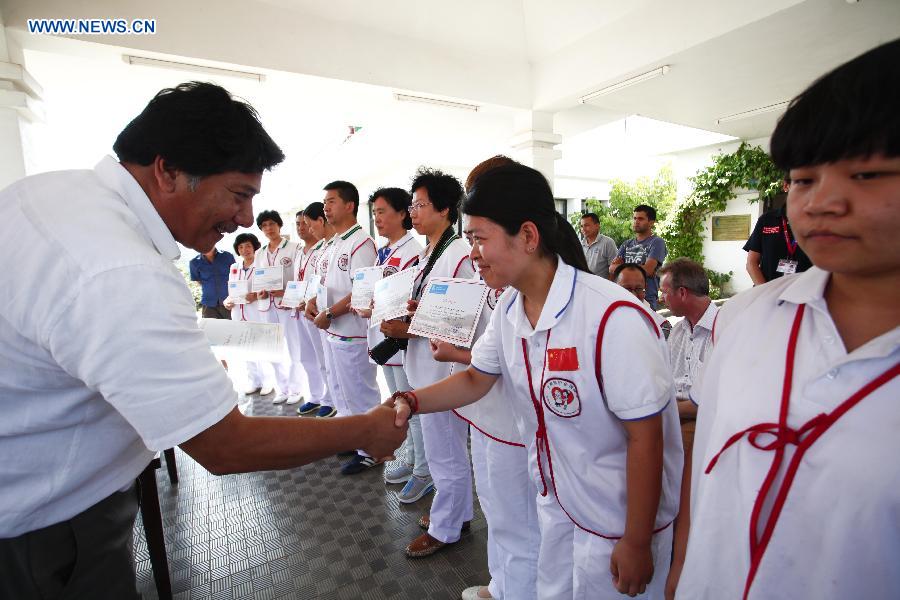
top-left (508, 110), bottom-right (562, 192)
top-left (0, 12), bottom-right (43, 190)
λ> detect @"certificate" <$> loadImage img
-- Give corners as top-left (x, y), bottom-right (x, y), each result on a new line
top-left (350, 266), bottom-right (383, 310)
top-left (251, 266), bottom-right (283, 292)
top-left (199, 318), bottom-right (286, 362)
top-left (304, 278), bottom-right (319, 301)
top-left (407, 277), bottom-right (489, 348)
top-left (227, 279), bottom-right (250, 305)
top-left (371, 267), bottom-right (418, 326)
top-left (316, 282), bottom-right (330, 313)
top-left (281, 280), bottom-right (309, 308)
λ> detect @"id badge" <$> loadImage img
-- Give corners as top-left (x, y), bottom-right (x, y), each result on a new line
top-left (776, 259), bottom-right (798, 274)
top-left (316, 283), bottom-right (329, 311)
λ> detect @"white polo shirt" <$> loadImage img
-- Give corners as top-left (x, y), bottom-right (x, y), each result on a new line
top-left (454, 285), bottom-right (523, 446)
top-left (254, 238), bottom-right (298, 312)
top-left (320, 224), bottom-right (376, 341)
top-left (0, 156), bottom-right (237, 538)
top-left (366, 233), bottom-right (422, 366)
top-left (405, 238), bottom-right (475, 389)
top-left (470, 258), bottom-right (682, 537)
top-left (679, 267), bottom-right (900, 599)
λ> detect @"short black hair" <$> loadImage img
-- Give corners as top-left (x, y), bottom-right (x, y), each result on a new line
top-left (369, 187), bottom-right (413, 230)
top-left (410, 167), bottom-right (463, 223)
top-left (323, 181), bottom-right (360, 216)
top-left (581, 212), bottom-right (600, 225)
top-left (256, 210), bottom-right (283, 228)
top-left (634, 204), bottom-right (657, 221)
top-left (233, 232), bottom-right (261, 253)
top-left (771, 39), bottom-right (900, 171)
top-left (613, 262), bottom-right (648, 283)
top-left (113, 82), bottom-right (284, 176)
top-left (302, 201), bottom-right (325, 222)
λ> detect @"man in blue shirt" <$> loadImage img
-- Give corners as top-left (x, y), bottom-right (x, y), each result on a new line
top-left (609, 204), bottom-right (668, 309)
top-left (189, 247), bottom-right (235, 318)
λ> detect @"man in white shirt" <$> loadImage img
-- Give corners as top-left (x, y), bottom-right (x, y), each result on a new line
top-left (580, 212), bottom-right (617, 280)
top-left (658, 258), bottom-right (717, 446)
top-left (0, 82), bottom-right (406, 600)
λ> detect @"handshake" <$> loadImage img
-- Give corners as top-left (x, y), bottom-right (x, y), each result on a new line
top-left (360, 391), bottom-right (418, 460)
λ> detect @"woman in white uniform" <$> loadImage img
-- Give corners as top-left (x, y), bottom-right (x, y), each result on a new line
top-left (362, 187), bottom-right (432, 503)
top-left (289, 203), bottom-right (334, 417)
top-left (379, 168), bottom-right (476, 558)
top-left (300, 205), bottom-right (338, 418)
top-left (669, 41), bottom-right (900, 600)
top-left (254, 210), bottom-right (304, 405)
top-left (223, 232), bottom-right (272, 396)
top-left (388, 163), bottom-right (682, 598)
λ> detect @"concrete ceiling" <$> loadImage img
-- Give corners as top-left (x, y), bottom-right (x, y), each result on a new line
top-left (3, 0), bottom-right (897, 140)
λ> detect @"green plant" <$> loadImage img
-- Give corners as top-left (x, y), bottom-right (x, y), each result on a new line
top-left (571, 164), bottom-right (677, 246)
top-left (658, 143), bottom-right (784, 297)
top-left (176, 261), bottom-right (203, 310)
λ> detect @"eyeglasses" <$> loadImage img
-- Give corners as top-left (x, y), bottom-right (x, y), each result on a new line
top-left (621, 286), bottom-right (646, 294)
top-left (408, 201), bottom-right (432, 213)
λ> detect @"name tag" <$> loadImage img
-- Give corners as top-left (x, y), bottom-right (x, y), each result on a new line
top-left (548, 347), bottom-right (579, 371)
top-left (776, 259), bottom-right (798, 274)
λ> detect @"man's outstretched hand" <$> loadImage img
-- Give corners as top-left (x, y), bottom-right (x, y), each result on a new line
top-left (361, 403), bottom-right (408, 460)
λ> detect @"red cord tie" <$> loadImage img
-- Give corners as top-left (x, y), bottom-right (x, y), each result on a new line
top-left (705, 414), bottom-right (829, 474)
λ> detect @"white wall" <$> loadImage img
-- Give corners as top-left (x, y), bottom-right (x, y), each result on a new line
top-left (669, 136), bottom-right (770, 295)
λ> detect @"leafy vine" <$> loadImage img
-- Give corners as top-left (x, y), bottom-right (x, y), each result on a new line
top-left (659, 143), bottom-right (784, 296)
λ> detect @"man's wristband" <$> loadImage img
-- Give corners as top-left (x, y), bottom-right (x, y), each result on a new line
top-left (391, 390), bottom-right (419, 415)
top-left (325, 307), bottom-right (335, 320)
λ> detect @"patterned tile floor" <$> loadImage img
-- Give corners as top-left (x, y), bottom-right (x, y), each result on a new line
top-left (133, 394), bottom-right (489, 600)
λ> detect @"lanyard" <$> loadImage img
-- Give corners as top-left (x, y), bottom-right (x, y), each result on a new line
top-left (298, 245), bottom-right (316, 280)
top-left (521, 330), bottom-right (553, 498)
top-left (781, 217), bottom-right (798, 258)
top-left (266, 238), bottom-right (287, 266)
top-left (704, 304), bottom-right (899, 600)
top-left (237, 265), bottom-right (254, 321)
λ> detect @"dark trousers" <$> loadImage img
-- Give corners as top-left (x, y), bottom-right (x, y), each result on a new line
top-left (201, 304), bottom-right (232, 319)
top-left (0, 485), bottom-right (140, 600)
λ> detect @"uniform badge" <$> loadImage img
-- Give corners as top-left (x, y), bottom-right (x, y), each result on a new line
top-left (319, 258), bottom-right (329, 274)
top-left (486, 287), bottom-right (505, 311)
top-left (382, 265), bottom-right (399, 276)
top-left (230, 266), bottom-right (238, 275)
top-left (542, 378), bottom-right (581, 418)
top-left (548, 347), bottom-right (579, 371)
top-left (387, 256), bottom-right (402, 267)
top-left (280, 256), bottom-right (292, 266)
top-left (338, 253), bottom-right (350, 271)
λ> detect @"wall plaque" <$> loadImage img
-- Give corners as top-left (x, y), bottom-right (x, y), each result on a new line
top-left (711, 214), bottom-right (750, 241)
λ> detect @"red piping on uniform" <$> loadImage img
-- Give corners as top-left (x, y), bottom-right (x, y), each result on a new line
top-left (452, 256), bottom-right (471, 278)
top-left (522, 309), bottom-right (670, 540)
top-left (704, 303), bottom-right (899, 600)
top-left (453, 410), bottom-right (526, 448)
top-left (350, 237), bottom-right (375, 257)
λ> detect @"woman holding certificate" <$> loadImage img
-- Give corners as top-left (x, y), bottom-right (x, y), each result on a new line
top-left (290, 203), bottom-right (335, 419)
top-left (380, 168), bottom-right (476, 558)
top-left (223, 232), bottom-right (272, 396)
top-left (388, 164), bottom-right (682, 599)
top-left (254, 210), bottom-right (304, 406)
top-left (364, 188), bottom-right (432, 504)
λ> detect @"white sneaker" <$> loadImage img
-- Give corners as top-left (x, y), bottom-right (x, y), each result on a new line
top-left (272, 392), bottom-right (289, 404)
top-left (286, 393), bottom-right (303, 405)
top-left (461, 586), bottom-right (492, 600)
top-left (259, 386), bottom-right (275, 396)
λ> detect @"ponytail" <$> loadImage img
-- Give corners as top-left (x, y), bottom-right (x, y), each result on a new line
top-left (552, 212), bottom-right (590, 273)
top-left (463, 164), bottom-right (590, 274)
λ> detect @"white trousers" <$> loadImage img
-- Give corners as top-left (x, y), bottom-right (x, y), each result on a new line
top-left (383, 365), bottom-right (429, 478)
top-left (536, 491), bottom-right (672, 599)
top-left (420, 411), bottom-right (473, 543)
top-left (296, 316), bottom-right (331, 406)
top-left (261, 307), bottom-right (307, 395)
top-left (324, 338), bottom-right (380, 455)
top-left (471, 431), bottom-right (539, 600)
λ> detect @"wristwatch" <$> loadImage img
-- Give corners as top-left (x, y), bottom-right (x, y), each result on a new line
top-left (325, 308), bottom-right (335, 320)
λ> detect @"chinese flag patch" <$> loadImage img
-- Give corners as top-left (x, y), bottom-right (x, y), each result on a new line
top-left (387, 256), bottom-right (402, 267)
top-left (547, 347), bottom-right (579, 371)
